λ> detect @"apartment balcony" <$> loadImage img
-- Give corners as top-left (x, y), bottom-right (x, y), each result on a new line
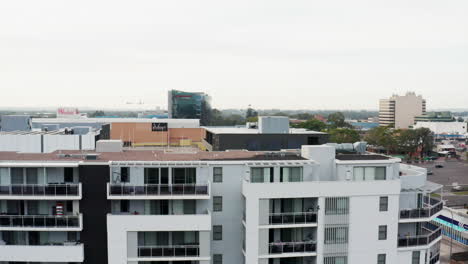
top-left (398, 223), bottom-right (442, 249)
top-left (0, 184), bottom-right (81, 200)
top-left (399, 198), bottom-right (443, 223)
top-left (0, 214), bottom-right (82, 231)
top-left (429, 253), bottom-right (440, 264)
top-left (107, 183), bottom-right (210, 200)
top-left (0, 243), bottom-right (84, 262)
top-left (138, 245), bottom-right (200, 259)
top-left (265, 241), bottom-right (317, 258)
top-left (263, 212), bottom-right (318, 228)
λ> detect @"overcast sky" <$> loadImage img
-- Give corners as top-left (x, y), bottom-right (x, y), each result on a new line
top-left (0, 0), bottom-right (467, 110)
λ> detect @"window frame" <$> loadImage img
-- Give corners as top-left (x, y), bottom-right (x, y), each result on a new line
top-left (213, 225), bottom-right (223, 240)
top-left (378, 225), bottom-right (387, 240)
top-left (379, 196), bottom-right (388, 212)
top-left (213, 254), bottom-right (223, 264)
top-left (377, 254), bottom-right (386, 264)
top-left (213, 167), bottom-right (223, 183)
top-left (213, 196), bottom-right (223, 212)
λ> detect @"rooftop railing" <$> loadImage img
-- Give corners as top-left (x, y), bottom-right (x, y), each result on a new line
top-left (0, 214), bottom-right (81, 229)
top-left (269, 212), bottom-right (317, 225)
top-left (109, 183), bottom-right (208, 196)
top-left (397, 223), bottom-right (442, 248)
top-left (268, 241), bottom-right (317, 254)
top-left (138, 245), bottom-right (199, 258)
top-left (0, 184), bottom-right (80, 196)
top-left (400, 198), bottom-right (443, 220)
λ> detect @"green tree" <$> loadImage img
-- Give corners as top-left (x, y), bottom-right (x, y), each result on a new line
top-left (364, 126), bottom-right (398, 153)
top-left (327, 112), bottom-right (352, 128)
top-left (293, 119), bottom-right (328, 131)
top-left (89, 110), bottom-right (105, 117)
top-left (329, 128), bottom-right (360, 143)
top-left (414, 127), bottom-right (434, 158)
top-left (246, 106), bottom-right (258, 119)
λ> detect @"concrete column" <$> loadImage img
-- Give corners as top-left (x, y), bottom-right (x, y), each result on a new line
top-left (258, 199), bottom-right (269, 225)
top-left (274, 166), bottom-right (281, 182)
top-left (127, 231), bottom-right (138, 259)
top-left (245, 196), bottom-right (260, 264)
top-left (199, 231), bottom-right (211, 257)
top-left (258, 229), bottom-right (269, 256)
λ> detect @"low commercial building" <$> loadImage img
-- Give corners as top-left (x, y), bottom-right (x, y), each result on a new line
top-left (203, 116), bottom-right (328, 151)
top-left (33, 118), bottom-right (203, 148)
top-left (0, 143), bottom-right (442, 263)
top-left (414, 122), bottom-right (467, 136)
top-left (0, 115), bottom-right (32, 132)
top-left (0, 128), bottom-right (100, 153)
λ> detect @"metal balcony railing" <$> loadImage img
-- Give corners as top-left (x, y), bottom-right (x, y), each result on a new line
top-left (109, 184), bottom-right (208, 196)
top-left (268, 241), bottom-right (317, 254)
top-left (138, 245), bottom-right (200, 258)
top-left (0, 184), bottom-right (80, 196)
top-left (0, 215), bottom-right (81, 228)
top-left (428, 253), bottom-right (440, 264)
top-left (269, 212), bottom-right (317, 225)
top-left (397, 223), bottom-right (442, 248)
top-left (400, 198), bottom-right (443, 220)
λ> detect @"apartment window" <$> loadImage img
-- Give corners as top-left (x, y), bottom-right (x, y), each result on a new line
top-left (379, 197), bottom-right (388, 212)
top-left (325, 227), bottom-right (348, 244)
top-left (120, 200), bottom-right (130, 213)
top-left (120, 167), bottom-right (129, 183)
top-left (213, 254), bottom-right (223, 264)
top-left (213, 167), bottom-right (223, 183)
top-left (411, 251), bottom-right (420, 264)
top-left (353, 167), bottom-right (386, 181)
top-left (324, 256), bottom-right (347, 264)
top-left (280, 167), bottom-right (303, 182)
top-left (377, 254), bottom-right (386, 264)
top-left (64, 167), bottom-right (74, 183)
top-left (251, 167), bottom-right (273, 183)
top-left (144, 168), bottom-right (159, 184)
top-left (213, 196), bottom-right (223, 212)
top-left (325, 197), bottom-right (349, 215)
top-left (172, 168), bottom-right (196, 184)
top-left (378, 225), bottom-right (387, 240)
top-left (213, 225), bottom-right (222, 240)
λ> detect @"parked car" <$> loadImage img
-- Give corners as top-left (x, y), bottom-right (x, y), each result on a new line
top-left (427, 169), bottom-right (433, 175)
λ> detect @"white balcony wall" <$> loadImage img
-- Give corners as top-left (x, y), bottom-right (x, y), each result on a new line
top-left (107, 213), bottom-right (211, 264)
top-left (0, 244), bottom-right (84, 262)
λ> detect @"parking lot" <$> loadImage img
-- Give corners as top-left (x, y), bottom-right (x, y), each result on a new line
top-left (412, 160), bottom-right (468, 206)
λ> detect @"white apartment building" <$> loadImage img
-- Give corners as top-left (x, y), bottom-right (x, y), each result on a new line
top-left (379, 92), bottom-right (426, 129)
top-left (0, 143), bottom-right (442, 264)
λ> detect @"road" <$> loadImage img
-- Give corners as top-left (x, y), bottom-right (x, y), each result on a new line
top-left (414, 160), bottom-right (468, 206)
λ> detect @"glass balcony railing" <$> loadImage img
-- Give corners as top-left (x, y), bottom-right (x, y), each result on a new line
top-left (429, 253), bottom-right (440, 264)
top-left (397, 223), bottom-right (442, 248)
top-left (109, 184), bottom-right (208, 196)
top-left (0, 184), bottom-right (80, 196)
top-left (400, 198), bottom-right (443, 220)
top-left (269, 212), bottom-right (317, 225)
top-left (268, 241), bottom-right (317, 254)
top-left (0, 215), bottom-right (81, 229)
top-left (138, 245), bottom-right (199, 258)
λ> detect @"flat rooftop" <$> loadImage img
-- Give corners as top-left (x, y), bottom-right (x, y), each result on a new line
top-left (0, 149), bottom-right (306, 163)
top-left (335, 154), bottom-right (390, 161)
top-left (203, 127), bottom-right (325, 135)
top-left (32, 118), bottom-right (199, 124)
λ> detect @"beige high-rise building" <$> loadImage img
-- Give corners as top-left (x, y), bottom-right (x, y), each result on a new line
top-left (379, 92), bottom-right (426, 129)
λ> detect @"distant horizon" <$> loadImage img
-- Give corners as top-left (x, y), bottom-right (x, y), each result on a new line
top-left (1, 106), bottom-right (468, 113)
